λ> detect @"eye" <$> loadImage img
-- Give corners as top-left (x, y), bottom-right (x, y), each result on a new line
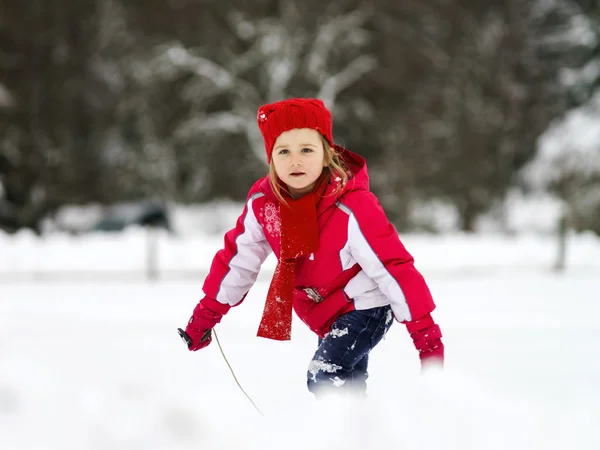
top-left (277, 149), bottom-right (289, 155)
top-left (301, 147), bottom-right (314, 153)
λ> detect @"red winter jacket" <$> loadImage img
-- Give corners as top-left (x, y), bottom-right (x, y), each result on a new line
top-left (202, 148), bottom-right (437, 337)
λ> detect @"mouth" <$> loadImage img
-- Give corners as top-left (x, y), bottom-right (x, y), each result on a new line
top-left (290, 172), bottom-right (305, 177)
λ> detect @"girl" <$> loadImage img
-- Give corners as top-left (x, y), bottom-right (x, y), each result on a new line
top-left (181, 98), bottom-right (444, 397)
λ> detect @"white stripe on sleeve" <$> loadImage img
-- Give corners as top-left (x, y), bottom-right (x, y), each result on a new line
top-left (216, 193), bottom-right (272, 305)
top-left (347, 211), bottom-right (412, 322)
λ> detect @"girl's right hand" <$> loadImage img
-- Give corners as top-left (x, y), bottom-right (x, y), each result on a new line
top-left (182, 326), bottom-right (213, 351)
top-left (183, 297), bottom-right (231, 351)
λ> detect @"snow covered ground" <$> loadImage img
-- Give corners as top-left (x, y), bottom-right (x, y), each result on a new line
top-left (1, 230), bottom-right (599, 449)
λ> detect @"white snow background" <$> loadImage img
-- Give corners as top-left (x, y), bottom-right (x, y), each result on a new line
top-left (1, 209), bottom-right (599, 449)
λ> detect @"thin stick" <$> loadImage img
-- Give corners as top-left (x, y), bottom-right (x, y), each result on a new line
top-left (213, 329), bottom-right (264, 416)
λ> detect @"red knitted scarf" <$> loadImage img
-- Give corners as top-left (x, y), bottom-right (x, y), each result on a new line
top-left (257, 180), bottom-right (326, 340)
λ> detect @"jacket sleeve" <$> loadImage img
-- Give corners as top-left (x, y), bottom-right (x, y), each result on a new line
top-left (344, 192), bottom-right (435, 322)
top-left (202, 191), bottom-right (272, 306)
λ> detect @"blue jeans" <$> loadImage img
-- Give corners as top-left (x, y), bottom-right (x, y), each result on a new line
top-left (306, 305), bottom-right (393, 397)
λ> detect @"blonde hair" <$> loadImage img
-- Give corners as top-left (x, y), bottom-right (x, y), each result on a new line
top-left (268, 135), bottom-right (349, 205)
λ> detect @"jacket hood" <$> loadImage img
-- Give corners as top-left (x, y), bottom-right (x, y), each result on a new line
top-left (336, 145), bottom-right (369, 194)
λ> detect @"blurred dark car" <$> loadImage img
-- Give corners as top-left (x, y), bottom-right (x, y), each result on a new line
top-left (92, 201), bottom-right (172, 232)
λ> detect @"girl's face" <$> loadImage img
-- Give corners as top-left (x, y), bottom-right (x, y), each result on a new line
top-left (272, 128), bottom-right (328, 198)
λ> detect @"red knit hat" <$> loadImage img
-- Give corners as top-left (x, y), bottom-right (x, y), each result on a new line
top-left (257, 98), bottom-right (334, 163)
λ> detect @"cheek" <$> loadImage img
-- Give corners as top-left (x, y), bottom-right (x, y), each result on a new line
top-left (272, 161), bottom-right (286, 178)
top-left (312, 166), bottom-right (325, 178)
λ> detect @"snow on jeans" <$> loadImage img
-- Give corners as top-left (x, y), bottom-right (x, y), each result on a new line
top-left (307, 305), bottom-right (393, 397)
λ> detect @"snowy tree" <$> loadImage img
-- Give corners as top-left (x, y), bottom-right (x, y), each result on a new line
top-left (554, 0), bottom-right (600, 108)
top-left (153, 1), bottom-right (377, 164)
top-left (0, 0), bottom-right (120, 233)
top-left (92, 0), bottom-right (183, 202)
top-left (524, 91), bottom-right (600, 234)
top-left (368, 0), bottom-right (565, 232)
top-left (524, 0), bottom-right (600, 235)
top-left (1, 0), bottom-right (591, 233)
top-left (96, 0), bottom-right (379, 204)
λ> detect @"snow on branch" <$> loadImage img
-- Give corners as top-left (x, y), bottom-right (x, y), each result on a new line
top-left (318, 55), bottom-right (377, 108)
top-left (174, 113), bottom-right (246, 141)
top-left (0, 83), bottom-right (15, 108)
top-left (535, 0), bottom-right (598, 49)
top-left (560, 59), bottom-right (600, 89)
top-left (165, 46), bottom-right (234, 90)
top-left (307, 8), bottom-right (373, 81)
top-left (525, 91), bottom-right (600, 188)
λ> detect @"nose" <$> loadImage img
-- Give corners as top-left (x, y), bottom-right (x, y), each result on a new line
top-left (290, 153), bottom-right (302, 167)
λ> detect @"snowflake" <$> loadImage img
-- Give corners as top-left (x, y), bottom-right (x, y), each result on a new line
top-left (260, 201), bottom-right (281, 238)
